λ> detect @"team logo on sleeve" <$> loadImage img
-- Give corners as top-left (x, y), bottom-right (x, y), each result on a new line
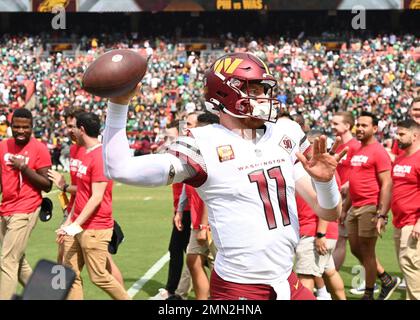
top-left (216, 145), bottom-right (235, 162)
top-left (279, 135), bottom-right (296, 154)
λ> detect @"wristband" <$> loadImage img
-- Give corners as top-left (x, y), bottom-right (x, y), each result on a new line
top-left (62, 183), bottom-right (69, 193)
top-left (312, 177), bottom-right (340, 209)
top-left (199, 224), bottom-right (209, 230)
top-left (316, 232), bottom-right (326, 238)
top-left (376, 214), bottom-right (388, 224)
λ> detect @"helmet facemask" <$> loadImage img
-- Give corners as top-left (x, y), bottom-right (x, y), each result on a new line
top-left (229, 78), bottom-right (279, 123)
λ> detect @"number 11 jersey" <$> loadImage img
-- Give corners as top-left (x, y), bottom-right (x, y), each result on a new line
top-left (172, 119), bottom-right (310, 286)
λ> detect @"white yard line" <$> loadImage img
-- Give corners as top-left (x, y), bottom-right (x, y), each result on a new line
top-left (127, 252), bottom-right (170, 299)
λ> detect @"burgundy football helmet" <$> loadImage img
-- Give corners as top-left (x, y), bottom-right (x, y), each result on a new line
top-left (204, 52), bottom-right (279, 122)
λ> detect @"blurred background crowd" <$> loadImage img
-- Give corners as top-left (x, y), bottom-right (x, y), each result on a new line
top-left (0, 11), bottom-right (419, 170)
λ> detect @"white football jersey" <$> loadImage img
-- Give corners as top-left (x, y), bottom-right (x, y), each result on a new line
top-left (169, 119), bottom-right (309, 286)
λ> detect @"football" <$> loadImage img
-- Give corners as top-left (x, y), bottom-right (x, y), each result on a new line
top-left (82, 49), bottom-right (148, 98)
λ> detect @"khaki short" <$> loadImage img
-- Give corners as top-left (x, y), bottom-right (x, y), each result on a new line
top-left (339, 188), bottom-right (349, 238)
top-left (295, 236), bottom-right (337, 278)
top-left (187, 229), bottom-right (216, 269)
top-left (347, 205), bottom-right (378, 238)
top-left (394, 226), bottom-right (420, 300)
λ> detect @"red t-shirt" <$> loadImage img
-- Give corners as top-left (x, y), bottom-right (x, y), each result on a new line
top-left (72, 145), bottom-right (113, 230)
top-left (190, 188), bottom-right (204, 230)
top-left (67, 144), bottom-right (86, 212)
top-left (296, 173), bottom-right (341, 240)
top-left (172, 183), bottom-right (191, 212)
top-left (391, 150), bottom-right (420, 229)
top-left (0, 138), bottom-right (52, 215)
top-left (336, 138), bottom-right (360, 185)
top-left (349, 141), bottom-right (392, 207)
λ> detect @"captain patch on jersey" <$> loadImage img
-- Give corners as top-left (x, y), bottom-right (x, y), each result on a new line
top-left (217, 145), bottom-right (235, 162)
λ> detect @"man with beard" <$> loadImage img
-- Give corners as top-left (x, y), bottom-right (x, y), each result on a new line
top-left (391, 119), bottom-right (420, 300)
top-left (343, 111), bottom-right (400, 300)
top-left (0, 108), bottom-right (52, 300)
top-left (391, 96), bottom-right (420, 161)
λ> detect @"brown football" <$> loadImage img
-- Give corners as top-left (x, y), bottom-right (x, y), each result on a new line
top-left (82, 49), bottom-right (148, 98)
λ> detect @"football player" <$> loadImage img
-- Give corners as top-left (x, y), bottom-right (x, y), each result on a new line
top-left (100, 52), bottom-right (346, 300)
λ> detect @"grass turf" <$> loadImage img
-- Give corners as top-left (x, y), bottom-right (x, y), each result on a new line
top-left (21, 180), bottom-right (404, 300)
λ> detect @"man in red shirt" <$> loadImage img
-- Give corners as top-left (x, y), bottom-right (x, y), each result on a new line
top-left (330, 111), bottom-right (360, 272)
top-left (0, 108), bottom-right (52, 300)
top-left (48, 109), bottom-right (85, 263)
top-left (343, 111), bottom-right (399, 300)
top-left (295, 130), bottom-right (346, 300)
top-left (391, 119), bottom-right (420, 300)
top-left (48, 109), bottom-right (125, 286)
top-left (57, 112), bottom-right (130, 300)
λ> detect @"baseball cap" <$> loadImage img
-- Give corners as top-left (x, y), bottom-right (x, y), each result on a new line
top-left (39, 198), bottom-right (53, 222)
top-left (108, 220), bottom-right (124, 255)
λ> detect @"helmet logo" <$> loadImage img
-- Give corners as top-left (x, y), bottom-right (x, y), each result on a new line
top-left (214, 58), bottom-right (243, 74)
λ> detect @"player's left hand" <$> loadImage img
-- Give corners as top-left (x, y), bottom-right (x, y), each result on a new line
top-left (296, 136), bottom-right (348, 182)
top-left (411, 221), bottom-right (420, 240)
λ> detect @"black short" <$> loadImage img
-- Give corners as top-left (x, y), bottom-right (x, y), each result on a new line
top-left (108, 220), bottom-right (124, 255)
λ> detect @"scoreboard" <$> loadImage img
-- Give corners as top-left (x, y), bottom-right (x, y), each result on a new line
top-left (216, 0), bottom-right (267, 10)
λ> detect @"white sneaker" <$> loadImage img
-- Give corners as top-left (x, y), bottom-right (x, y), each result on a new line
top-left (349, 282), bottom-right (379, 295)
top-left (150, 288), bottom-right (169, 300)
top-left (398, 278), bottom-right (406, 290)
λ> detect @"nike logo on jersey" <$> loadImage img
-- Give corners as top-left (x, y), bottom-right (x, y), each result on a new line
top-left (294, 281), bottom-right (299, 290)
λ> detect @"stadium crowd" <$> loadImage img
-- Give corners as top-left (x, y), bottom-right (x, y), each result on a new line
top-left (0, 30), bottom-right (419, 301)
top-left (0, 32), bottom-right (418, 169)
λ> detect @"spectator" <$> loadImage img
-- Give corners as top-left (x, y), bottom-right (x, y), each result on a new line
top-left (342, 111), bottom-right (399, 300)
top-left (0, 108), bottom-right (52, 300)
top-left (391, 119), bottom-right (420, 300)
top-left (57, 112), bottom-right (130, 300)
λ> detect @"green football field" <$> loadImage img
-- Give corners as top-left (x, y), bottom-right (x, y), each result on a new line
top-left (22, 180), bottom-right (405, 300)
